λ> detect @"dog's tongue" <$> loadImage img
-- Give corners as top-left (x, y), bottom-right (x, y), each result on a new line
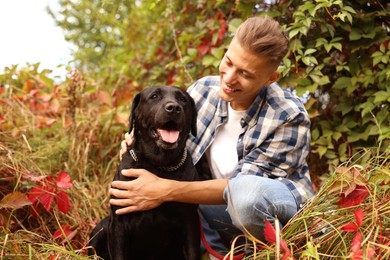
top-left (157, 129), bottom-right (180, 143)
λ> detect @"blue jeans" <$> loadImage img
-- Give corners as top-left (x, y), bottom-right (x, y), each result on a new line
top-left (199, 175), bottom-right (298, 253)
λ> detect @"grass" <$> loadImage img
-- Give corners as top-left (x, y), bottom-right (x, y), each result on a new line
top-left (1, 73), bottom-right (389, 259)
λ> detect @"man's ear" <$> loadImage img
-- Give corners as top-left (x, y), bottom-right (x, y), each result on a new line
top-left (268, 71), bottom-right (280, 85)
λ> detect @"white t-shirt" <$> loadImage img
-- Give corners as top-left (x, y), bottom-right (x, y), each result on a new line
top-left (206, 104), bottom-right (245, 179)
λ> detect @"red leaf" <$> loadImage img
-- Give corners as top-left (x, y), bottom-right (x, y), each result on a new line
top-left (365, 246), bottom-right (376, 259)
top-left (28, 186), bottom-right (45, 203)
top-left (0, 192), bottom-right (32, 209)
top-left (354, 208), bottom-right (364, 227)
top-left (280, 240), bottom-right (293, 260)
top-left (351, 249), bottom-right (363, 260)
top-left (53, 224), bottom-right (73, 240)
top-left (56, 172), bottom-right (72, 189)
top-left (336, 185), bottom-right (369, 208)
top-left (56, 190), bottom-right (71, 214)
top-left (264, 221), bottom-right (294, 260)
top-left (197, 44), bottom-right (211, 56)
top-left (45, 118), bottom-right (57, 127)
top-left (264, 220), bottom-right (276, 244)
top-left (28, 186), bottom-right (55, 212)
top-left (97, 90), bottom-right (112, 106)
top-left (341, 223), bottom-right (359, 232)
top-left (351, 231), bottom-right (362, 252)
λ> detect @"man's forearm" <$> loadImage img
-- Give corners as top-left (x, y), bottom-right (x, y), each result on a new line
top-left (165, 179), bottom-right (228, 205)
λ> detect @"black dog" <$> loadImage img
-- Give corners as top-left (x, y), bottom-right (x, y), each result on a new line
top-left (88, 86), bottom-right (200, 260)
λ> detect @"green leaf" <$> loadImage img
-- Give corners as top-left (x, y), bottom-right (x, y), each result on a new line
top-left (228, 18), bottom-right (242, 33)
top-left (289, 28), bottom-right (300, 39)
top-left (338, 143), bottom-right (348, 162)
top-left (210, 47), bottom-right (225, 59)
top-left (301, 241), bottom-right (319, 259)
top-left (332, 131), bottom-right (342, 141)
top-left (336, 103), bottom-right (353, 116)
top-left (201, 55), bottom-right (216, 67)
top-left (318, 146), bottom-right (327, 158)
top-left (304, 48), bottom-right (317, 56)
top-left (349, 28), bottom-right (361, 41)
top-left (319, 75), bottom-right (330, 85)
top-left (333, 77), bottom-right (351, 89)
top-left (374, 91), bottom-right (390, 103)
top-left (312, 128), bottom-right (320, 141)
top-left (343, 6), bottom-right (357, 14)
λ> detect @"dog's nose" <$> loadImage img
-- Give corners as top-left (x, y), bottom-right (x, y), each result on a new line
top-left (165, 102), bottom-right (181, 114)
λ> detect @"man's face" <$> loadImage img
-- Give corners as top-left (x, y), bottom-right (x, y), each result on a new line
top-left (218, 38), bottom-right (279, 111)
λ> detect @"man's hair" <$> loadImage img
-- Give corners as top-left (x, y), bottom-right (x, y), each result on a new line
top-left (235, 16), bottom-right (289, 66)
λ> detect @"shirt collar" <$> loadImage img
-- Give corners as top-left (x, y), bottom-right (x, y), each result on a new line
top-left (242, 86), bottom-right (268, 127)
top-left (216, 85), bottom-right (268, 126)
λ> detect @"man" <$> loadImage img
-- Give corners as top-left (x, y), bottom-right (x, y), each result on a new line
top-left (110, 16), bottom-right (314, 254)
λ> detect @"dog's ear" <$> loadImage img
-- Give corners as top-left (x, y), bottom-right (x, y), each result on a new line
top-left (189, 96), bottom-right (197, 137)
top-left (129, 93), bottom-right (141, 133)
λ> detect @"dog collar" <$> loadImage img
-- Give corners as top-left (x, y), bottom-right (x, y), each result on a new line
top-left (128, 148), bottom-right (188, 172)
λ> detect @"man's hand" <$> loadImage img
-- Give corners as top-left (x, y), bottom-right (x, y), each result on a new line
top-left (109, 168), bottom-right (172, 215)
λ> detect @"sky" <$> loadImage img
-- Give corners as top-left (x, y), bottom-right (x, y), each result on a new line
top-left (0, 0), bottom-right (73, 77)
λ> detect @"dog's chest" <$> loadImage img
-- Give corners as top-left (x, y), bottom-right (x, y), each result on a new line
top-left (115, 203), bottom-right (189, 236)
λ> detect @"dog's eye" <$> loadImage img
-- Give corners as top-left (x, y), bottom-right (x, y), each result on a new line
top-left (151, 94), bottom-right (159, 99)
top-left (179, 96), bottom-right (187, 103)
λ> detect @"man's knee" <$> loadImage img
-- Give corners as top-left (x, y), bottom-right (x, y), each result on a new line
top-left (223, 175), bottom-right (298, 239)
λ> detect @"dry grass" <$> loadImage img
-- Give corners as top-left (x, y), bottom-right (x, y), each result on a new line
top-left (1, 71), bottom-right (389, 259)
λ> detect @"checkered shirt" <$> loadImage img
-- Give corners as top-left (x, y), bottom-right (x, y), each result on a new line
top-left (186, 76), bottom-right (314, 207)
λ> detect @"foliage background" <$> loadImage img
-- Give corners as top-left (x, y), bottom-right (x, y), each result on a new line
top-left (0, 0), bottom-right (389, 259)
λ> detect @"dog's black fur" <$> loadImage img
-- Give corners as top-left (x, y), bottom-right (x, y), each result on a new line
top-left (88, 86), bottom-right (200, 260)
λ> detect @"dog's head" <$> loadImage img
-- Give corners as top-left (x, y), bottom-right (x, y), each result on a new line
top-left (129, 86), bottom-right (197, 156)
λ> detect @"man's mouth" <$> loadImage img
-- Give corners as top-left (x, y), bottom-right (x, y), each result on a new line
top-left (223, 85), bottom-right (239, 93)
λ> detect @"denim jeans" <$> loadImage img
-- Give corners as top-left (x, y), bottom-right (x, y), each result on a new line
top-left (199, 175), bottom-right (298, 253)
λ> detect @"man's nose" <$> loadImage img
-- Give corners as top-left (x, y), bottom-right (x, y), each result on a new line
top-left (223, 68), bottom-right (238, 85)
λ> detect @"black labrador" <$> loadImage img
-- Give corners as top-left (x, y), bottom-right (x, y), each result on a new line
top-left (88, 86), bottom-right (200, 260)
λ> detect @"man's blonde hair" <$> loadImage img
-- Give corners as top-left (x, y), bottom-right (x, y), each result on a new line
top-left (235, 16), bottom-right (289, 66)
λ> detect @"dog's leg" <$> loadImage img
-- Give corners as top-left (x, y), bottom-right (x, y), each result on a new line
top-left (88, 217), bottom-right (111, 260)
top-left (107, 215), bottom-right (130, 260)
top-left (183, 206), bottom-right (201, 260)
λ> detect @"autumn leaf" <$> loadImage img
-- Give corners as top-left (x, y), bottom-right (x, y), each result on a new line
top-left (336, 185), bottom-right (369, 208)
top-left (354, 208), bottom-right (364, 227)
top-left (341, 208), bottom-right (364, 232)
top-left (329, 166), bottom-right (368, 196)
top-left (0, 192), bottom-right (32, 209)
top-left (53, 224), bottom-right (73, 240)
top-left (56, 172), bottom-right (73, 189)
top-left (97, 90), bottom-right (113, 106)
top-left (56, 190), bottom-right (71, 214)
top-left (264, 221), bottom-right (294, 260)
top-left (351, 231), bottom-right (362, 253)
top-left (264, 220), bottom-right (277, 244)
top-left (28, 186), bottom-right (55, 212)
top-left (341, 223), bottom-right (359, 232)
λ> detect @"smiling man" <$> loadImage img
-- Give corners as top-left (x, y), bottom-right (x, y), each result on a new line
top-left (110, 16), bottom-right (314, 256)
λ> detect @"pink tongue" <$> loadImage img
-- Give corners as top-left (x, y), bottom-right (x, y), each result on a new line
top-left (157, 129), bottom-right (180, 143)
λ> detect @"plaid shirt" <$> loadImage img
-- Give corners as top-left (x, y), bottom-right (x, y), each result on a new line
top-left (187, 76), bottom-right (314, 207)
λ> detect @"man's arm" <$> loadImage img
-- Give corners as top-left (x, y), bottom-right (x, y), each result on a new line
top-left (110, 168), bottom-right (227, 215)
